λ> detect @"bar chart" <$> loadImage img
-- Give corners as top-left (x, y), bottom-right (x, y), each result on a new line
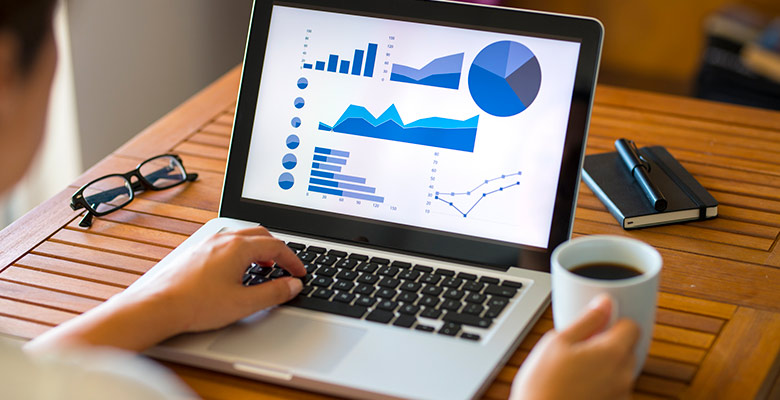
top-left (303, 43), bottom-right (378, 78)
top-left (308, 147), bottom-right (384, 203)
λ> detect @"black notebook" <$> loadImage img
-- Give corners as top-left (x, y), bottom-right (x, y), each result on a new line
top-left (582, 146), bottom-right (718, 229)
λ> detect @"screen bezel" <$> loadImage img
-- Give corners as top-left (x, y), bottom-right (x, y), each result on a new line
top-left (220, 0), bottom-right (603, 272)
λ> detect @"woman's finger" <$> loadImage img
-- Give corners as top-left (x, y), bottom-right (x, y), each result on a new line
top-left (557, 294), bottom-right (612, 343)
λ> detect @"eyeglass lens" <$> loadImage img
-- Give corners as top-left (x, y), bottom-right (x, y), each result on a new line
top-left (139, 156), bottom-right (187, 189)
top-left (83, 176), bottom-right (133, 214)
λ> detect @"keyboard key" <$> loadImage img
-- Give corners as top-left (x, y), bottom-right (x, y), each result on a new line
top-left (314, 254), bottom-right (338, 266)
top-left (335, 258), bottom-right (359, 270)
top-left (333, 280), bottom-right (355, 291)
top-left (443, 312), bottom-right (492, 329)
top-left (393, 314), bottom-right (417, 328)
top-left (357, 274), bottom-right (379, 285)
top-left (488, 297), bottom-right (509, 308)
top-left (485, 284), bottom-right (517, 298)
top-left (370, 257), bottom-right (390, 265)
top-left (415, 325), bottom-right (435, 332)
top-left (434, 268), bottom-right (455, 277)
top-left (439, 322), bottom-right (461, 336)
top-left (441, 299), bottom-right (462, 311)
top-left (376, 288), bottom-right (397, 299)
top-left (356, 262), bottom-right (379, 273)
top-left (335, 270), bottom-right (358, 281)
top-left (413, 265), bottom-right (433, 273)
top-left (397, 292), bottom-right (419, 304)
top-left (302, 274), bottom-right (314, 284)
top-left (378, 277), bottom-right (401, 289)
top-left (419, 296), bottom-right (440, 308)
top-left (457, 272), bottom-right (477, 281)
top-left (354, 284), bottom-right (375, 296)
top-left (286, 296), bottom-right (367, 318)
top-left (316, 267), bottom-right (338, 277)
top-left (269, 268), bottom-right (291, 278)
top-left (465, 292), bottom-right (487, 304)
top-left (462, 303), bottom-right (484, 315)
top-left (249, 275), bottom-right (269, 286)
top-left (297, 251), bottom-right (318, 263)
top-left (248, 264), bottom-right (272, 276)
top-left (333, 292), bottom-right (355, 303)
top-left (349, 253), bottom-right (369, 261)
top-left (366, 310), bottom-right (394, 324)
top-left (355, 296), bottom-right (377, 307)
top-left (304, 264), bottom-right (319, 274)
top-left (485, 306), bottom-right (504, 318)
top-left (377, 266), bottom-right (400, 277)
top-left (461, 333), bottom-right (481, 341)
top-left (399, 281), bottom-right (422, 292)
top-left (377, 299), bottom-right (399, 311)
top-left (398, 269), bottom-right (421, 281)
top-left (328, 250), bottom-right (347, 258)
top-left (441, 277), bottom-right (463, 288)
top-left (501, 280), bottom-right (523, 289)
top-left (479, 276), bottom-right (500, 284)
top-left (421, 285), bottom-right (443, 296)
top-left (312, 288), bottom-right (334, 300)
top-left (242, 274), bottom-right (255, 286)
top-left (420, 273), bottom-right (442, 285)
top-left (311, 276), bottom-right (334, 287)
top-left (286, 242), bottom-right (306, 251)
top-left (443, 289), bottom-right (465, 300)
top-left (307, 246), bottom-right (327, 254)
top-left (463, 281), bottom-right (485, 292)
top-left (420, 308), bottom-right (442, 319)
top-left (391, 261), bottom-right (412, 269)
top-left (399, 304), bottom-right (420, 315)
top-left (301, 285), bottom-right (315, 296)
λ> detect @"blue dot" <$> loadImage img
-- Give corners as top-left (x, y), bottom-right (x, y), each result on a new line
top-left (286, 134), bottom-right (300, 149)
top-left (291, 117), bottom-right (301, 128)
top-left (294, 97), bottom-right (305, 109)
top-left (297, 77), bottom-right (308, 89)
top-left (282, 153), bottom-right (297, 170)
top-left (278, 173), bottom-right (294, 190)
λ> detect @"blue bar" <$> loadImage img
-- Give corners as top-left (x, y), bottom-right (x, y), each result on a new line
top-left (327, 55), bottom-right (339, 72)
top-left (312, 155), bottom-right (347, 165)
top-left (351, 50), bottom-right (364, 75)
top-left (314, 147), bottom-right (350, 158)
top-left (303, 63), bottom-right (313, 69)
top-left (315, 61), bottom-right (325, 70)
top-left (311, 162), bottom-right (342, 172)
top-left (308, 185), bottom-right (384, 203)
top-left (311, 170), bottom-right (366, 184)
top-left (309, 178), bottom-right (376, 194)
top-left (364, 43), bottom-right (377, 77)
top-left (339, 60), bottom-right (350, 74)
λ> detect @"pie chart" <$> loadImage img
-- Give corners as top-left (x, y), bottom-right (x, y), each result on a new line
top-left (282, 153), bottom-right (297, 170)
top-left (468, 41), bottom-right (541, 117)
top-left (278, 173), bottom-right (294, 190)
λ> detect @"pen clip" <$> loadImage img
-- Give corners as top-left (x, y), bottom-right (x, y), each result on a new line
top-left (628, 139), bottom-right (651, 172)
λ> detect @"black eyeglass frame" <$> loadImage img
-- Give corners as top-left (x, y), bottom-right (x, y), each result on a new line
top-left (70, 154), bottom-right (198, 228)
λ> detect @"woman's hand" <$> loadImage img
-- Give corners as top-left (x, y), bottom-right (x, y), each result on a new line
top-left (510, 295), bottom-right (640, 400)
top-left (26, 227), bottom-right (305, 353)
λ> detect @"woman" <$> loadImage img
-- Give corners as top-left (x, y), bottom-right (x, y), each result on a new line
top-left (0, 2), bottom-right (639, 398)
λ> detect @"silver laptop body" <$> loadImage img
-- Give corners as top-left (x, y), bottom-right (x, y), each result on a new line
top-left (131, 1), bottom-right (603, 399)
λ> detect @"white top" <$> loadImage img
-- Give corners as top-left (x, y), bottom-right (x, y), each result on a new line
top-left (0, 339), bottom-right (196, 399)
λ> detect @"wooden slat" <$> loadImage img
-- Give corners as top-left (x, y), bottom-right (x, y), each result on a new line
top-left (99, 210), bottom-right (203, 236)
top-left (707, 190), bottom-right (780, 215)
top-left (652, 324), bottom-right (715, 349)
top-left (634, 375), bottom-right (688, 398)
top-left (173, 142), bottom-right (228, 161)
top-left (648, 340), bottom-right (707, 364)
top-left (655, 308), bottom-right (725, 334)
top-left (686, 307), bottom-right (780, 399)
top-left (14, 253), bottom-right (138, 287)
top-left (0, 315), bottom-right (50, 340)
top-left (32, 241), bottom-right (155, 274)
top-left (642, 356), bottom-right (698, 382)
top-left (123, 198), bottom-right (216, 225)
top-left (656, 292), bottom-right (736, 320)
top-left (0, 267), bottom-right (122, 301)
top-left (0, 297), bottom-right (77, 326)
top-left (200, 121), bottom-right (233, 136)
top-left (0, 280), bottom-right (100, 314)
top-left (179, 154), bottom-right (228, 175)
top-left (65, 219), bottom-right (188, 249)
top-left (50, 229), bottom-right (171, 261)
top-left (188, 132), bottom-right (231, 148)
top-left (213, 113), bottom-right (235, 127)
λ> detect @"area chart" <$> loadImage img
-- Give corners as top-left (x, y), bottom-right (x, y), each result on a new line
top-left (390, 53), bottom-right (464, 90)
top-left (318, 104), bottom-right (478, 152)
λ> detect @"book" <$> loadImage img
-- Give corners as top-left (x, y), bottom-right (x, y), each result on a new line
top-left (582, 146), bottom-right (718, 229)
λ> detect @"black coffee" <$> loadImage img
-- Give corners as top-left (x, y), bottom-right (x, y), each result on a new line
top-left (570, 263), bottom-right (643, 280)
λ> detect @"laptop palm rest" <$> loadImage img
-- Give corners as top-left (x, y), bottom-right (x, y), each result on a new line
top-left (209, 310), bottom-right (366, 373)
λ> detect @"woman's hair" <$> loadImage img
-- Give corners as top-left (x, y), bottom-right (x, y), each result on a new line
top-left (0, 0), bottom-right (57, 72)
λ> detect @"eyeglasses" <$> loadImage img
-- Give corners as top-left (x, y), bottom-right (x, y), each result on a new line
top-left (70, 154), bottom-right (198, 228)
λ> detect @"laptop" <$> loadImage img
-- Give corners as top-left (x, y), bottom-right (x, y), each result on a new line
top-left (130, 1), bottom-right (603, 398)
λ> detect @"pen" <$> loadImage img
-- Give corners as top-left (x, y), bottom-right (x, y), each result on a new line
top-left (615, 138), bottom-right (668, 211)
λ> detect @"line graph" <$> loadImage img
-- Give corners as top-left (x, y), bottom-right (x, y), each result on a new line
top-left (435, 172), bottom-right (522, 217)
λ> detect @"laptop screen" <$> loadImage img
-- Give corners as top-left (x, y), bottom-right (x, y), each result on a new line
top-left (241, 4), bottom-right (581, 250)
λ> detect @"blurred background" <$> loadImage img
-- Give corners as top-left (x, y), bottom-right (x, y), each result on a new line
top-left (2, 0), bottom-right (779, 228)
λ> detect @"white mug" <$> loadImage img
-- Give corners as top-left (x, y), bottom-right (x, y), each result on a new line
top-left (551, 235), bottom-right (662, 376)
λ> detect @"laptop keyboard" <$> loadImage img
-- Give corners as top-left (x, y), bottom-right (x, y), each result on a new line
top-left (242, 242), bottom-right (523, 341)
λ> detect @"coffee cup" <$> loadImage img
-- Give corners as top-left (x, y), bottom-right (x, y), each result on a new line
top-left (551, 235), bottom-right (662, 376)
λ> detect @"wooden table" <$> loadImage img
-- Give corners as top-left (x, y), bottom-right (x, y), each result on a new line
top-left (1, 66), bottom-right (778, 399)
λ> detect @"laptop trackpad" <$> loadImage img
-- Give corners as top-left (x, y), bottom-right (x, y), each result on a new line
top-left (209, 311), bottom-right (366, 373)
